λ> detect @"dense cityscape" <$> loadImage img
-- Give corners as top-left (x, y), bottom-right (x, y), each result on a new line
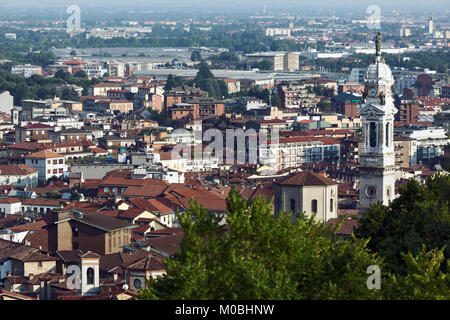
top-left (0, 0), bottom-right (449, 304)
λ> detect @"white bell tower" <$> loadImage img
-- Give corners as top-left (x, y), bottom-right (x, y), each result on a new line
top-left (359, 32), bottom-right (398, 210)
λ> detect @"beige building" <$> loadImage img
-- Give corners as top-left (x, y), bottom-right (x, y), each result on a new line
top-left (274, 171), bottom-right (338, 223)
top-left (88, 83), bottom-right (122, 96)
top-left (246, 51), bottom-right (299, 71)
top-left (47, 210), bottom-right (136, 255)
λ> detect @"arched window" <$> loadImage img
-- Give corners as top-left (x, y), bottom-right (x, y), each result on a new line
top-left (311, 199), bottom-right (318, 213)
top-left (133, 278), bottom-right (142, 290)
top-left (87, 267), bottom-right (94, 285)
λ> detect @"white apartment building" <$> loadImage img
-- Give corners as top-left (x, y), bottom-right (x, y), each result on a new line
top-left (83, 63), bottom-right (108, 77)
top-left (405, 127), bottom-right (450, 162)
top-left (25, 150), bottom-right (67, 181)
top-left (0, 164), bottom-right (39, 188)
top-left (0, 198), bottom-right (22, 215)
top-left (11, 64), bottom-right (42, 78)
top-left (348, 68), bottom-right (367, 84)
top-left (258, 137), bottom-right (341, 172)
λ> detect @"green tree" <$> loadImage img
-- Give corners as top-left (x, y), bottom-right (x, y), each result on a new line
top-left (356, 173), bottom-right (450, 275)
top-left (195, 61), bottom-right (214, 80)
top-left (60, 87), bottom-right (79, 101)
top-left (74, 70), bottom-right (88, 78)
top-left (54, 69), bottom-right (71, 82)
top-left (164, 74), bottom-right (184, 91)
top-left (381, 246), bottom-right (450, 299)
top-left (191, 51), bottom-right (202, 62)
top-left (139, 188), bottom-right (384, 300)
top-left (270, 92), bottom-right (282, 107)
top-left (250, 59), bottom-right (273, 70)
top-left (317, 100), bottom-right (332, 112)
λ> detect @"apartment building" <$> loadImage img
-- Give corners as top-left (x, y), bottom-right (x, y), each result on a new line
top-left (0, 164), bottom-right (39, 188)
top-left (259, 136), bottom-right (341, 172)
top-left (246, 51), bottom-right (299, 71)
top-left (11, 64), bottom-right (42, 78)
top-left (24, 150), bottom-right (67, 181)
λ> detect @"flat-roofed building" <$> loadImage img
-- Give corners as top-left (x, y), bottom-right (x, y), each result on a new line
top-left (11, 64), bottom-right (42, 78)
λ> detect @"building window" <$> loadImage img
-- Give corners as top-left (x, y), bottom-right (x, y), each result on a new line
top-left (369, 122), bottom-right (377, 148)
top-left (133, 278), bottom-right (142, 290)
top-left (330, 198), bottom-right (334, 212)
top-left (386, 123), bottom-right (390, 147)
top-left (87, 267), bottom-right (94, 285)
top-left (59, 159), bottom-right (63, 164)
top-left (311, 199), bottom-right (318, 213)
top-left (290, 199), bottom-right (296, 212)
top-left (72, 227), bottom-right (78, 237)
top-left (38, 261), bottom-right (42, 268)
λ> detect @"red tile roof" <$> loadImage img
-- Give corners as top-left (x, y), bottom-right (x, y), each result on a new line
top-left (278, 171), bottom-right (338, 186)
top-left (26, 150), bottom-right (63, 159)
top-left (22, 123), bottom-right (53, 130)
top-left (0, 198), bottom-right (22, 204)
top-left (0, 164), bottom-right (38, 176)
top-left (326, 218), bottom-right (360, 236)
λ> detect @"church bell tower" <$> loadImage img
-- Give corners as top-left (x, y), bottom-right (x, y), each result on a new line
top-left (359, 32), bottom-right (398, 210)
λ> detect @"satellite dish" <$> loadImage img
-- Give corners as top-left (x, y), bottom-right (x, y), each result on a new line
top-left (122, 284), bottom-right (129, 290)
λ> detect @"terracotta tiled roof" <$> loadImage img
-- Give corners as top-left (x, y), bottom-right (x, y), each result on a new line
top-left (278, 171), bottom-right (338, 186)
top-left (26, 150), bottom-right (63, 159)
top-left (80, 251), bottom-right (101, 259)
top-left (122, 185), bottom-right (168, 198)
top-left (118, 208), bottom-right (147, 219)
top-left (144, 233), bottom-right (184, 256)
top-left (99, 178), bottom-right (167, 187)
top-left (21, 198), bottom-right (63, 207)
top-left (0, 197), bottom-right (22, 204)
top-left (129, 198), bottom-right (173, 214)
top-left (0, 164), bottom-right (38, 175)
top-left (90, 147), bottom-right (108, 154)
top-left (22, 123), bottom-right (53, 129)
top-left (23, 229), bottom-right (49, 251)
top-left (124, 255), bottom-right (166, 271)
top-left (0, 289), bottom-right (36, 300)
top-left (326, 218), bottom-right (360, 236)
top-left (8, 219), bottom-right (47, 232)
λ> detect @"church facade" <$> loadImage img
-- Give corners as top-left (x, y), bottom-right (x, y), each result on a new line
top-left (359, 33), bottom-right (398, 210)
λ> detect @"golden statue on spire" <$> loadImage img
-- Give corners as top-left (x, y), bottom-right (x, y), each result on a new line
top-left (375, 32), bottom-right (382, 57)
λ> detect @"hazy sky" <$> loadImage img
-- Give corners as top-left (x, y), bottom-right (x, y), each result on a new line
top-left (0, 0), bottom-right (449, 10)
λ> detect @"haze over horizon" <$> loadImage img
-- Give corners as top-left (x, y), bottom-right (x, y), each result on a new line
top-left (0, 0), bottom-right (449, 10)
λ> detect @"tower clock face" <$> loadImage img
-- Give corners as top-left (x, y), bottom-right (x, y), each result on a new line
top-left (369, 88), bottom-right (377, 96)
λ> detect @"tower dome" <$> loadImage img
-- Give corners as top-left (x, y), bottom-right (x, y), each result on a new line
top-left (366, 60), bottom-right (394, 85)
